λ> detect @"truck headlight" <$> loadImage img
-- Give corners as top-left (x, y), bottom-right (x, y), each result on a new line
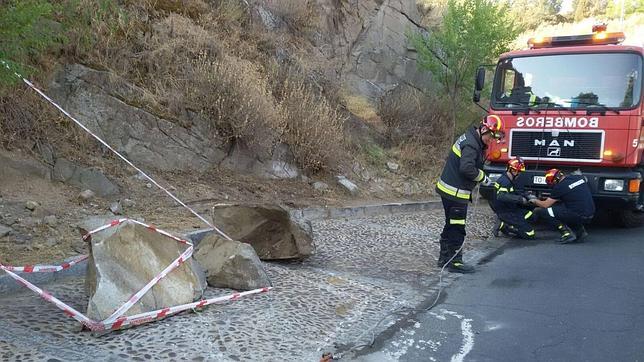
top-left (604, 179), bottom-right (624, 192)
top-left (489, 173), bottom-right (502, 182)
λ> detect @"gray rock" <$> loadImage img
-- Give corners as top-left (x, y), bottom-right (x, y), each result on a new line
top-left (85, 220), bottom-right (206, 321)
top-left (77, 214), bottom-right (118, 233)
top-left (146, 183), bottom-right (152, 189)
top-left (48, 64), bottom-right (227, 172)
top-left (0, 150), bottom-right (52, 181)
top-left (193, 234), bottom-right (271, 290)
top-left (79, 189), bottom-right (96, 201)
top-left (315, 0), bottom-right (432, 101)
top-left (220, 142), bottom-right (300, 180)
top-left (336, 176), bottom-right (359, 195)
top-left (312, 181), bottom-right (329, 191)
top-left (210, 204), bottom-right (313, 260)
top-left (0, 225), bottom-right (12, 238)
top-left (25, 201), bottom-right (39, 211)
top-left (46, 237), bottom-right (59, 246)
top-left (43, 215), bottom-right (58, 226)
top-left (109, 202), bottom-right (123, 215)
top-left (121, 199), bottom-right (136, 208)
top-left (386, 161), bottom-right (400, 172)
top-left (54, 159), bottom-right (119, 197)
top-left (256, 5), bottom-right (280, 30)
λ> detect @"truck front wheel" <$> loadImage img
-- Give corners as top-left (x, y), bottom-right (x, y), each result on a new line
top-left (616, 209), bottom-right (644, 228)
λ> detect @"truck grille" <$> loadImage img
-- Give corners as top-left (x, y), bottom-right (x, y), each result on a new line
top-left (509, 130), bottom-right (604, 161)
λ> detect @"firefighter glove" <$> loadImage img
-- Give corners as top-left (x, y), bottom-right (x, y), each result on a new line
top-left (481, 175), bottom-right (493, 187)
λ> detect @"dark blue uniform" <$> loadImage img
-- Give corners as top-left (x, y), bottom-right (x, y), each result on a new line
top-left (492, 174), bottom-right (535, 239)
top-left (538, 174), bottom-right (595, 234)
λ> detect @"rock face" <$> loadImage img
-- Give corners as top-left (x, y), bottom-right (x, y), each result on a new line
top-left (53, 158), bottom-right (120, 197)
top-left (193, 234), bottom-right (271, 290)
top-left (210, 204), bottom-right (313, 260)
top-left (0, 150), bottom-right (51, 181)
top-left (48, 64), bottom-right (227, 172)
top-left (315, 0), bottom-right (432, 101)
top-left (85, 220), bottom-right (206, 321)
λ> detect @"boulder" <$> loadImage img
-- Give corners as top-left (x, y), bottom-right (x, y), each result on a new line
top-left (193, 234), bottom-right (271, 290)
top-left (85, 220), bottom-right (206, 321)
top-left (336, 176), bottom-right (359, 195)
top-left (53, 159), bottom-right (120, 197)
top-left (210, 204), bottom-right (313, 260)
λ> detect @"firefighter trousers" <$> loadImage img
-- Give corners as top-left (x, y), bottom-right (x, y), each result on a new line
top-left (440, 196), bottom-right (467, 250)
top-left (497, 209), bottom-right (536, 239)
top-left (535, 204), bottom-right (593, 234)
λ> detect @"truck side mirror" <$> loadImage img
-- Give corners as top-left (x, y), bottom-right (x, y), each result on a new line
top-left (473, 67), bottom-right (485, 103)
top-left (475, 67), bottom-right (485, 91)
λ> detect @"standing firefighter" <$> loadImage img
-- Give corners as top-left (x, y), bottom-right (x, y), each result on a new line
top-left (530, 168), bottom-right (595, 243)
top-left (491, 157), bottom-right (537, 239)
top-left (436, 115), bottom-right (505, 273)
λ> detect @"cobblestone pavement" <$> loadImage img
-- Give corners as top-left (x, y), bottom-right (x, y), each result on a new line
top-left (0, 205), bottom-right (499, 361)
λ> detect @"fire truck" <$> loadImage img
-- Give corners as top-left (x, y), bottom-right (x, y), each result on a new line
top-left (474, 24), bottom-right (644, 227)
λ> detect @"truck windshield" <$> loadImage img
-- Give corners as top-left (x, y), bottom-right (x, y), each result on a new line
top-left (491, 52), bottom-right (642, 110)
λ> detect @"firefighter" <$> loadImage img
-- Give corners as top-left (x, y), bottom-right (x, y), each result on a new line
top-left (529, 168), bottom-right (595, 243)
top-left (436, 114), bottom-right (505, 273)
top-left (491, 157), bottom-right (536, 239)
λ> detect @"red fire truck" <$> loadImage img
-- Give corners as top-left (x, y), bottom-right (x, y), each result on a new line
top-left (474, 25), bottom-right (644, 227)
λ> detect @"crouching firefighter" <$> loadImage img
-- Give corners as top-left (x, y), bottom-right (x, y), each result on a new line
top-left (530, 168), bottom-right (595, 244)
top-left (491, 157), bottom-right (536, 239)
top-left (435, 115), bottom-right (505, 273)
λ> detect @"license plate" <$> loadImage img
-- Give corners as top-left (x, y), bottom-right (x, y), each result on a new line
top-left (533, 176), bottom-right (547, 185)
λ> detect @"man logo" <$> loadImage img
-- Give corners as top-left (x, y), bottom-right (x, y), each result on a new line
top-left (534, 139), bottom-right (575, 147)
top-left (547, 147), bottom-right (561, 157)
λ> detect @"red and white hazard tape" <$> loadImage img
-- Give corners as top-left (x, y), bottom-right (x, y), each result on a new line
top-left (0, 219), bottom-right (272, 332)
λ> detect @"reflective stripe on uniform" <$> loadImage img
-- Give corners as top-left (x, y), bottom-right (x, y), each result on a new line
top-left (450, 219), bottom-right (466, 225)
top-left (526, 230), bottom-right (535, 236)
top-left (474, 169), bottom-right (485, 182)
top-left (452, 144), bottom-right (461, 157)
top-left (547, 207), bottom-right (555, 217)
top-left (524, 211), bottom-right (533, 219)
top-left (436, 179), bottom-right (471, 200)
top-left (529, 93), bottom-right (537, 105)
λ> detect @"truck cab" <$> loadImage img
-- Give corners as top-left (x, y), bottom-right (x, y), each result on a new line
top-left (475, 26), bottom-right (644, 227)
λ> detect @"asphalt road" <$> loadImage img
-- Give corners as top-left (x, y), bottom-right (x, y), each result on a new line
top-left (360, 224), bottom-right (644, 362)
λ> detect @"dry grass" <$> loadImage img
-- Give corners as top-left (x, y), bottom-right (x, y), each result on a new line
top-left (266, 0), bottom-right (318, 31)
top-left (188, 55), bottom-right (284, 158)
top-left (379, 86), bottom-right (451, 170)
top-left (278, 76), bottom-right (346, 173)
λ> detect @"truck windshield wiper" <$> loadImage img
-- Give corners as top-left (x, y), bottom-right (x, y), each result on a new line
top-left (571, 102), bottom-right (621, 115)
top-left (493, 101), bottom-right (540, 115)
top-left (534, 102), bottom-right (576, 114)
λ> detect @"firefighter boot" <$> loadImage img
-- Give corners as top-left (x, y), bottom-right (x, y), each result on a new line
top-left (436, 239), bottom-right (450, 267)
top-left (574, 225), bottom-right (589, 242)
top-left (556, 224), bottom-right (577, 244)
top-left (492, 218), bottom-right (511, 237)
top-left (446, 245), bottom-right (475, 274)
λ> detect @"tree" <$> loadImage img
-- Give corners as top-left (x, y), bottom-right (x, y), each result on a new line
top-left (509, 0), bottom-right (563, 30)
top-left (409, 0), bottom-right (519, 136)
top-left (0, 0), bottom-right (61, 91)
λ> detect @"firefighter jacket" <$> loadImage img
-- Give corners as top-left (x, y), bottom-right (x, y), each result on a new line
top-left (492, 173), bottom-right (530, 215)
top-left (435, 126), bottom-right (486, 203)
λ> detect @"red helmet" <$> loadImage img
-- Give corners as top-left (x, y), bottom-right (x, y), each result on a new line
top-left (507, 157), bottom-right (526, 172)
top-left (482, 115), bottom-right (505, 140)
top-left (545, 168), bottom-right (564, 185)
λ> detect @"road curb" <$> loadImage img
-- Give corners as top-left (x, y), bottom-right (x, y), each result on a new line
top-left (290, 200), bottom-right (442, 221)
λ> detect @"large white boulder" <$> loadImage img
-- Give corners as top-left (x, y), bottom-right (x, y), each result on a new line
top-left (85, 220), bottom-right (206, 321)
